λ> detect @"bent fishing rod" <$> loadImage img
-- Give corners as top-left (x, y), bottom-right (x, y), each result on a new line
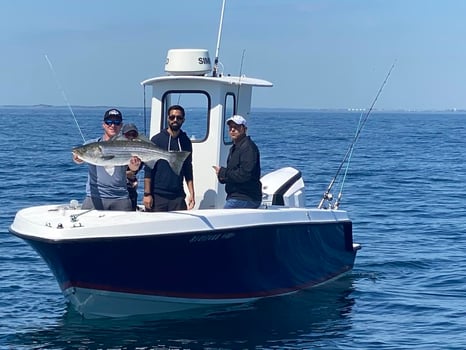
top-left (318, 60), bottom-right (396, 209)
top-left (45, 55), bottom-right (86, 143)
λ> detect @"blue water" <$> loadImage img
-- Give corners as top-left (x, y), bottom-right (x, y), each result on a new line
top-left (1, 106), bottom-right (465, 349)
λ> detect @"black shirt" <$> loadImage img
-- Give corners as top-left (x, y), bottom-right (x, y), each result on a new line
top-left (218, 135), bottom-right (262, 202)
top-left (144, 129), bottom-right (193, 199)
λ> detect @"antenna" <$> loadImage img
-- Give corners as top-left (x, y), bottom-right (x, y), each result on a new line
top-left (212, 0), bottom-right (226, 77)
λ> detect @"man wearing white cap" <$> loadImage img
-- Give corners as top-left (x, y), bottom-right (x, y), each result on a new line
top-left (214, 115), bottom-right (262, 209)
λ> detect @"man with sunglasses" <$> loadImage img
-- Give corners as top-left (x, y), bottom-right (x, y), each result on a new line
top-left (73, 108), bottom-right (141, 211)
top-left (143, 105), bottom-right (195, 212)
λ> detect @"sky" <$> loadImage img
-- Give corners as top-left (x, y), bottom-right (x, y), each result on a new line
top-left (1, 0), bottom-right (466, 111)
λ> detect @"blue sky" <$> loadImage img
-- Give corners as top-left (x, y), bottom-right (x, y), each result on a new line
top-left (1, 0), bottom-right (466, 110)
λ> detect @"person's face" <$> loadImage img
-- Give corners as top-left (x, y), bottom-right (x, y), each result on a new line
top-left (167, 110), bottom-right (185, 132)
top-left (103, 119), bottom-right (122, 138)
top-left (228, 122), bottom-right (246, 142)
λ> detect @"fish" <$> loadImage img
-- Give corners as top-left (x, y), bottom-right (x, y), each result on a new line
top-left (72, 136), bottom-right (190, 175)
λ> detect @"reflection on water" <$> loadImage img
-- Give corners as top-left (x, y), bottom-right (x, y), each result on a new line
top-left (6, 277), bottom-right (355, 349)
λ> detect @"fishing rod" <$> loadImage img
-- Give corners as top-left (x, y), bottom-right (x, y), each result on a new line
top-left (333, 111), bottom-right (364, 209)
top-left (318, 60), bottom-right (396, 209)
top-left (143, 85), bottom-right (148, 135)
top-left (45, 55), bottom-right (86, 143)
top-left (212, 0), bottom-right (226, 77)
top-left (235, 49), bottom-right (246, 112)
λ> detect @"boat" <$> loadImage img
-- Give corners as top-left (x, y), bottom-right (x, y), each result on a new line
top-left (9, 3), bottom-right (361, 319)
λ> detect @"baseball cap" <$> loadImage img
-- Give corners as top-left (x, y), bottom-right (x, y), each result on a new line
top-left (226, 115), bottom-right (247, 127)
top-left (122, 123), bottom-right (138, 135)
top-left (103, 108), bottom-right (123, 120)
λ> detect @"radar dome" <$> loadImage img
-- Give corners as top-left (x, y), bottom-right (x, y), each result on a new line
top-left (165, 49), bottom-right (212, 76)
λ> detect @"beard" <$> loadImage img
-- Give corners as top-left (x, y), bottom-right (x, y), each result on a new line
top-left (169, 123), bottom-right (181, 132)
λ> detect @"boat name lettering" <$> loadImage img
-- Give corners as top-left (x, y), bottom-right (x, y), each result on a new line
top-left (189, 232), bottom-right (235, 243)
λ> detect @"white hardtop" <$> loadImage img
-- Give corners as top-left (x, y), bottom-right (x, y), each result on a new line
top-left (141, 75), bottom-right (273, 88)
top-left (140, 49), bottom-right (273, 210)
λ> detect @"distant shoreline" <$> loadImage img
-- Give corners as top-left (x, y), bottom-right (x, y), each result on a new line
top-left (1, 104), bottom-right (465, 113)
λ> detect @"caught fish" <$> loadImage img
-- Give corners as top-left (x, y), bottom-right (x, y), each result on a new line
top-left (72, 137), bottom-right (190, 175)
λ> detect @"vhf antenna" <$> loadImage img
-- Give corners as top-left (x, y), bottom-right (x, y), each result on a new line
top-left (212, 0), bottom-right (226, 77)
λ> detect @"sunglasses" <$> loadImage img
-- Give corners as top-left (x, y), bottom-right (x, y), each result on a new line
top-left (168, 115), bottom-right (184, 121)
top-left (228, 124), bottom-right (244, 131)
top-left (104, 119), bottom-right (122, 126)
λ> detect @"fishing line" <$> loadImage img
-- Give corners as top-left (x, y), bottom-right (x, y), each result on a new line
top-left (44, 55), bottom-right (86, 143)
top-left (318, 60), bottom-right (396, 209)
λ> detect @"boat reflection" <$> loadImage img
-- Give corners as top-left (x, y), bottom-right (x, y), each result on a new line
top-left (6, 276), bottom-right (356, 349)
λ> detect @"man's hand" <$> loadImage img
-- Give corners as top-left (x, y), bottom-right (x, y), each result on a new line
top-left (72, 153), bottom-right (84, 164)
top-left (187, 195), bottom-right (195, 210)
top-left (129, 156), bottom-right (142, 171)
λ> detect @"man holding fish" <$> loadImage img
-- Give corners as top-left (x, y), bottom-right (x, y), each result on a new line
top-left (72, 108), bottom-right (142, 211)
top-left (72, 107), bottom-right (192, 211)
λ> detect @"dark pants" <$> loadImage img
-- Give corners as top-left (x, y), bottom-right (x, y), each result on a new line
top-left (82, 197), bottom-right (133, 211)
top-left (224, 198), bottom-right (261, 209)
top-left (151, 194), bottom-right (187, 212)
top-left (128, 187), bottom-right (138, 211)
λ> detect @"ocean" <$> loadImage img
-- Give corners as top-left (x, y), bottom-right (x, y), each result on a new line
top-left (1, 106), bottom-right (465, 349)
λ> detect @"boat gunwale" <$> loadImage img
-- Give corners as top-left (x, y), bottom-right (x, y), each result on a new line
top-left (10, 217), bottom-right (352, 244)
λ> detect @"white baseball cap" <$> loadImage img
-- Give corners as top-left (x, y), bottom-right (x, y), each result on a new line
top-left (226, 115), bottom-right (247, 127)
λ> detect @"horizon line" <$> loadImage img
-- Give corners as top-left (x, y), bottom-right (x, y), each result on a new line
top-left (1, 104), bottom-right (466, 113)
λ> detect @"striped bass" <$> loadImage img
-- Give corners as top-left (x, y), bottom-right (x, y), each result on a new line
top-left (72, 137), bottom-right (190, 175)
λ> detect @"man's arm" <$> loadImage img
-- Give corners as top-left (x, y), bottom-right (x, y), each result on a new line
top-left (186, 179), bottom-right (195, 209)
top-left (143, 177), bottom-right (152, 210)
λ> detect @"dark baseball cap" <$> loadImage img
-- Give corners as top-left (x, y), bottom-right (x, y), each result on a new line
top-left (103, 108), bottom-right (123, 120)
top-left (122, 123), bottom-right (138, 135)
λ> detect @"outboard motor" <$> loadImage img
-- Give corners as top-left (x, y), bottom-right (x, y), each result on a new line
top-left (261, 167), bottom-right (305, 208)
